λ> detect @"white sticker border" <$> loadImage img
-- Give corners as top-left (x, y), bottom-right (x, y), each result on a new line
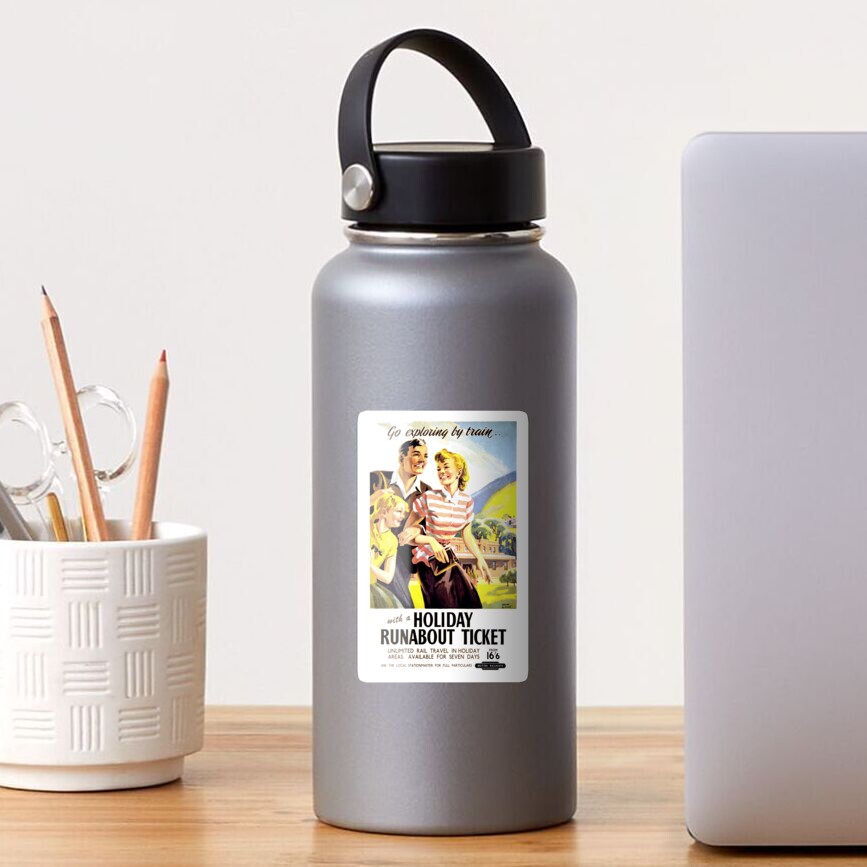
top-left (357, 410), bottom-right (528, 683)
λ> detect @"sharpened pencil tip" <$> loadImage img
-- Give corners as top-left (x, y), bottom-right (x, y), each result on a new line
top-left (160, 349), bottom-right (167, 363)
top-left (41, 285), bottom-right (47, 296)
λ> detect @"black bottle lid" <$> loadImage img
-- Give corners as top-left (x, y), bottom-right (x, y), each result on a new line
top-left (338, 29), bottom-right (545, 230)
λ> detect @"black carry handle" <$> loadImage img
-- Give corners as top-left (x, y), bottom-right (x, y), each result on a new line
top-left (338, 28), bottom-right (532, 210)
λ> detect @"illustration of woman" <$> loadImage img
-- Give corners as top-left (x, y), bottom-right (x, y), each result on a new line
top-left (369, 491), bottom-right (409, 608)
top-left (401, 449), bottom-right (492, 609)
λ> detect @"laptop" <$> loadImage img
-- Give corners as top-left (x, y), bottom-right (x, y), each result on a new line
top-left (683, 133), bottom-right (867, 845)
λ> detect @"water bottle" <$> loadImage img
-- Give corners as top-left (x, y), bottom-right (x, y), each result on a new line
top-left (312, 28), bottom-right (577, 834)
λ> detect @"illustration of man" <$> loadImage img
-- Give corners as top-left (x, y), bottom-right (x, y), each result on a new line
top-left (369, 438), bottom-right (430, 608)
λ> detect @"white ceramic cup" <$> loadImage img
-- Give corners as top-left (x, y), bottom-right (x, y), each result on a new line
top-left (0, 520), bottom-right (206, 791)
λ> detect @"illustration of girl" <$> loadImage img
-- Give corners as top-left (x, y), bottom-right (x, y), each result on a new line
top-left (369, 491), bottom-right (409, 608)
top-left (401, 449), bottom-right (492, 609)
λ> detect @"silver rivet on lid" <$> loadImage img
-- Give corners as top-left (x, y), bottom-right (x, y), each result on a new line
top-left (341, 164), bottom-right (375, 211)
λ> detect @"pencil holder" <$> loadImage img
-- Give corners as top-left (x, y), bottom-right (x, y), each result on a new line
top-left (0, 521), bottom-right (206, 791)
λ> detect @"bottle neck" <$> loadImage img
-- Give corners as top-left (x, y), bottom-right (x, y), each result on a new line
top-left (344, 223), bottom-right (544, 247)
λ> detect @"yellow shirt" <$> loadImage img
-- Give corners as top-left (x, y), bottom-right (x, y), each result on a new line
top-left (370, 521), bottom-right (398, 584)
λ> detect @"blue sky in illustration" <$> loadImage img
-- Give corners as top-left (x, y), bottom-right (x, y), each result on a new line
top-left (369, 419), bottom-right (516, 492)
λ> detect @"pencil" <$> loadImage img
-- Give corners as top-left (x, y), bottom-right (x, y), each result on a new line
top-left (46, 492), bottom-right (69, 542)
top-left (132, 350), bottom-right (170, 540)
top-left (40, 288), bottom-right (109, 542)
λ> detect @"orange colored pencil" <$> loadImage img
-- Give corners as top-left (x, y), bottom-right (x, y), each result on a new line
top-left (40, 288), bottom-right (109, 542)
top-left (132, 350), bottom-right (170, 540)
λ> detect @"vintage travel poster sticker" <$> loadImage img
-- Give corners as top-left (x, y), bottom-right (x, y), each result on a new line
top-left (358, 410), bottom-right (528, 682)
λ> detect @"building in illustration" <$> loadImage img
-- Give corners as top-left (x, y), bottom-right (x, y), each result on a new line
top-left (451, 536), bottom-right (516, 579)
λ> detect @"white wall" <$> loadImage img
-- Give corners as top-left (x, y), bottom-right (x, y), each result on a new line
top-left (2, 0), bottom-right (863, 705)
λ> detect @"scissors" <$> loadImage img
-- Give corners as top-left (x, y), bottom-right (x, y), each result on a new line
top-left (0, 385), bottom-right (137, 540)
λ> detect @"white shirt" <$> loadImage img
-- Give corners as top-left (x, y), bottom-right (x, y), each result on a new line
top-left (390, 469), bottom-right (422, 500)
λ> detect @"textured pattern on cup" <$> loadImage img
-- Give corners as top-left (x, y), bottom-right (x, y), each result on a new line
top-left (0, 521), bottom-right (206, 790)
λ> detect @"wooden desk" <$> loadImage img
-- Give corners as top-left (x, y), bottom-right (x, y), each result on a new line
top-left (0, 707), bottom-right (861, 865)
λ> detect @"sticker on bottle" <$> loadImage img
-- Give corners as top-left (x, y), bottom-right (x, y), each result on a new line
top-left (358, 410), bottom-right (528, 682)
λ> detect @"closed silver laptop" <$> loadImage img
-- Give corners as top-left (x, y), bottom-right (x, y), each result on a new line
top-left (684, 133), bottom-right (867, 845)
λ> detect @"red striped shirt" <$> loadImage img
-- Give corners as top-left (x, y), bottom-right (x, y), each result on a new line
top-left (411, 488), bottom-right (475, 566)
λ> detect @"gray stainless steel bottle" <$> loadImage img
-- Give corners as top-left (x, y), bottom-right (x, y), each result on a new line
top-left (312, 29), bottom-right (576, 835)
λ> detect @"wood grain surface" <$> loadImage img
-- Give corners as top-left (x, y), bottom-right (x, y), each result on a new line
top-left (0, 707), bottom-right (862, 865)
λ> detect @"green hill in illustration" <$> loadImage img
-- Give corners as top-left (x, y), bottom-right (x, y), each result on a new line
top-left (470, 472), bottom-right (517, 519)
top-left (469, 472), bottom-right (519, 609)
top-left (479, 481), bottom-right (517, 519)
